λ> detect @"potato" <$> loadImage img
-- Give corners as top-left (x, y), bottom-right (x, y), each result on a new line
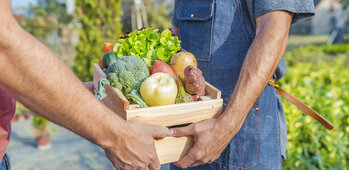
top-left (170, 52), bottom-right (197, 80)
top-left (184, 65), bottom-right (206, 95)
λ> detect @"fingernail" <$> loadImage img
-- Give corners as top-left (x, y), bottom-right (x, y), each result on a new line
top-left (168, 129), bottom-right (174, 136)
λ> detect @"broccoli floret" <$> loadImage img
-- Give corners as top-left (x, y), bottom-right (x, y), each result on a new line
top-left (102, 55), bottom-right (149, 107)
top-left (107, 73), bottom-right (122, 90)
top-left (133, 71), bottom-right (147, 82)
top-left (107, 60), bottom-right (125, 74)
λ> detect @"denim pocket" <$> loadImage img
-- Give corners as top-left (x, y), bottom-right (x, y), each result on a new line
top-left (177, 0), bottom-right (215, 62)
top-left (214, 103), bottom-right (260, 169)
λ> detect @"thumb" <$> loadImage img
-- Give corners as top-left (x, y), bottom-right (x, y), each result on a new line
top-left (169, 124), bottom-right (195, 137)
top-left (149, 124), bottom-right (169, 139)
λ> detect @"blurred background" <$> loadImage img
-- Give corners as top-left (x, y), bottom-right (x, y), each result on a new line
top-left (8, 0), bottom-right (349, 169)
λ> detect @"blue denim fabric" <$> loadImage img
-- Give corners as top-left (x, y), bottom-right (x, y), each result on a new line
top-left (171, 0), bottom-right (314, 169)
top-left (0, 154), bottom-right (10, 170)
top-left (171, 86), bottom-right (283, 170)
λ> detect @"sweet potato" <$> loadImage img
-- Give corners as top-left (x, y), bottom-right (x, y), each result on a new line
top-left (192, 90), bottom-right (205, 101)
top-left (184, 65), bottom-right (206, 95)
top-left (152, 60), bottom-right (177, 81)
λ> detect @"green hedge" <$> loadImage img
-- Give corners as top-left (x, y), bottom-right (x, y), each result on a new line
top-left (74, 0), bottom-right (123, 81)
top-left (279, 44), bottom-right (349, 169)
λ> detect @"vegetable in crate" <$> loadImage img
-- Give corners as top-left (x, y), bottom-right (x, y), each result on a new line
top-left (102, 52), bottom-right (117, 69)
top-left (151, 60), bottom-right (177, 83)
top-left (103, 42), bottom-right (114, 53)
top-left (97, 55), bottom-right (149, 107)
top-left (98, 57), bottom-right (103, 69)
top-left (191, 90), bottom-right (205, 101)
top-left (184, 65), bottom-right (206, 95)
top-left (175, 76), bottom-right (193, 104)
top-left (113, 27), bottom-right (181, 67)
top-left (140, 73), bottom-right (177, 106)
top-left (170, 51), bottom-right (197, 80)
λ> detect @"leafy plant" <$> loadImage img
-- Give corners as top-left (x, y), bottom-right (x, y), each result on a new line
top-left (279, 44), bottom-right (349, 169)
top-left (74, 0), bottom-right (123, 81)
top-left (19, 0), bottom-right (73, 43)
top-left (32, 115), bottom-right (51, 137)
top-left (323, 44), bottom-right (349, 55)
top-left (340, 0), bottom-right (349, 8)
top-left (113, 27), bottom-right (181, 67)
top-left (15, 102), bottom-right (29, 115)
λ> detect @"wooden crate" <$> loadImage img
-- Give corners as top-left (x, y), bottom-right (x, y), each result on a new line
top-left (93, 63), bottom-right (223, 164)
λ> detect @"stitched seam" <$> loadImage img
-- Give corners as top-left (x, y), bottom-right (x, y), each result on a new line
top-left (214, 161), bottom-right (257, 169)
top-left (177, 17), bottom-right (212, 20)
top-left (176, 0), bottom-right (215, 62)
top-left (236, 0), bottom-right (252, 44)
top-left (275, 94), bottom-right (281, 170)
top-left (180, 1), bottom-right (215, 5)
top-left (176, 3), bottom-right (214, 21)
top-left (241, 117), bottom-right (248, 167)
top-left (4, 154), bottom-right (9, 170)
top-left (208, 1), bottom-right (215, 61)
top-left (255, 104), bottom-right (260, 166)
top-left (214, 105), bottom-right (259, 169)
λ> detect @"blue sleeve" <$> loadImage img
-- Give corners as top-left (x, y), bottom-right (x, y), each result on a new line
top-left (172, 0), bottom-right (180, 26)
top-left (249, 0), bottom-right (315, 24)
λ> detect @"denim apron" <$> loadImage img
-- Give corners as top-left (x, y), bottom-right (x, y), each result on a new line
top-left (171, 0), bottom-right (286, 169)
top-left (0, 154), bottom-right (10, 170)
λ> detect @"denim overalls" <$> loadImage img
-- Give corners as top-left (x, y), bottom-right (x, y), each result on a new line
top-left (0, 154), bottom-right (10, 170)
top-left (171, 0), bottom-right (314, 169)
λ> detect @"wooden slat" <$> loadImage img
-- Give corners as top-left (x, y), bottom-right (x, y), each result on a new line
top-left (205, 82), bottom-right (221, 99)
top-left (93, 64), bottom-right (129, 117)
top-left (126, 99), bottom-right (223, 127)
top-left (199, 96), bottom-right (213, 101)
top-left (155, 136), bottom-right (194, 164)
top-left (111, 87), bottom-right (129, 111)
top-left (93, 63), bottom-right (224, 164)
top-left (102, 85), bottom-right (127, 119)
top-left (129, 104), bottom-right (141, 110)
top-left (93, 63), bottom-right (106, 91)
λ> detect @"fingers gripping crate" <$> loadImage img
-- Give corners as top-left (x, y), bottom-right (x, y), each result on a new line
top-left (93, 63), bottom-right (223, 164)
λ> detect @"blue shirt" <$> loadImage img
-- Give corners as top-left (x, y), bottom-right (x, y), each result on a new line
top-left (172, 0), bottom-right (314, 159)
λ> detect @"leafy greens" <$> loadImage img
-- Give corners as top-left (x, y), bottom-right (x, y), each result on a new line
top-left (113, 27), bottom-right (181, 67)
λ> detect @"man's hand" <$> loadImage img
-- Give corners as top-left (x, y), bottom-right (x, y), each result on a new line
top-left (104, 120), bottom-right (168, 170)
top-left (168, 10), bottom-right (293, 168)
top-left (0, 1), bottom-right (167, 169)
top-left (80, 81), bottom-right (168, 169)
top-left (169, 118), bottom-right (234, 168)
top-left (81, 82), bottom-right (168, 169)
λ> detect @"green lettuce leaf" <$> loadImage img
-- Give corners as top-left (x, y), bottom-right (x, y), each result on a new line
top-left (113, 27), bottom-right (181, 67)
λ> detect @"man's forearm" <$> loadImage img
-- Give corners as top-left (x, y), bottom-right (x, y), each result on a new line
top-left (0, 10), bottom-right (126, 149)
top-left (219, 11), bottom-right (293, 133)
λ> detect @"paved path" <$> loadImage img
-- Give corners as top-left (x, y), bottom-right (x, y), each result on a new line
top-left (7, 119), bottom-right (169, 170)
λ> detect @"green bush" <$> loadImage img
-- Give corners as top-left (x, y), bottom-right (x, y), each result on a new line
top-left (74, 0), bottom-right (123, 81)
top-left (279, 44), bottom-right (349, 169)
top-left (32, 115), bottom-right (50, 129)
top-left (323, 44), bottom-right (349, 55)
top-left (15, 102), bottom-right (29, 115)
top-left (285, 43), bottom-right (349, 66)
top-left (32, 115), bottom-right (53, 137)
